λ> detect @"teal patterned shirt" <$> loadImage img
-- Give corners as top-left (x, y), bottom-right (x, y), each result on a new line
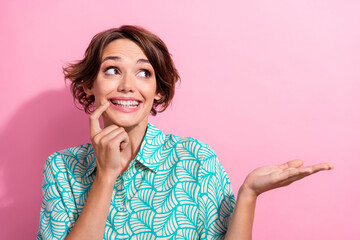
top-left (37, 123), bottom-right (236, 239)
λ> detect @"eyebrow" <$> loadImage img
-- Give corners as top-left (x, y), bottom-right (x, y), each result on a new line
top-left (101, 56), bottom-right (150, 64)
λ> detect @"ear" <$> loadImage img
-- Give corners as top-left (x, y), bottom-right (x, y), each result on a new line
top-left (83, 85), bottom-right (94, 96)
top-left (154, 92), bottom-right (162, 101)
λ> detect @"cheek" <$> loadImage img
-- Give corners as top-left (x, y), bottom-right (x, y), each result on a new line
top-left (92, 83), bottom-right (114, 104)
top-left (144, 80), bottom-right (158, 95)
top-left (136, 80), bottom-right (155, 95)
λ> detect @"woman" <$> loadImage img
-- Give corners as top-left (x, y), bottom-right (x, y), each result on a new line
top-left (37, 25), bottom-right (333, 240)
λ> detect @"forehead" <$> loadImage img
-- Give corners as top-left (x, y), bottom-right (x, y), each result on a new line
top-left (101, 39), bottom-right (148, 61)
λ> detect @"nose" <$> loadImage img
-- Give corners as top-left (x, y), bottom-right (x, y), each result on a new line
top-left (118, 72), bottom-right (135, 93)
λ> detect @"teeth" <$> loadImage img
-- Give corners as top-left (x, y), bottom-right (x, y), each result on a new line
top-left (111, 100), bottom-right (140, 107)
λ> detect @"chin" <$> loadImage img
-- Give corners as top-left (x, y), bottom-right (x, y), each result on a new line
top-left (103, 109), bottom-right (149, 129)
top-left (105, 117), bottom-right (147, 130)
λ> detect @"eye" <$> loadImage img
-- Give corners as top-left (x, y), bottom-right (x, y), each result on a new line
top-left (104, 67), bottom-right (119, 75)
top-left (138, 69), bottom-right (151, 78)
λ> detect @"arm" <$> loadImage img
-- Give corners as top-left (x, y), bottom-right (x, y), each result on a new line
top-left (37, 155), bottom-right (73, 240)
top-left (66, 102), bottom-right (129, 240)
top-left (225, 186), bottom-right (257, 240)
top-left (225, 159), bottom-right (334, 240)
top-left (65, 174), bottom-right (115, 240)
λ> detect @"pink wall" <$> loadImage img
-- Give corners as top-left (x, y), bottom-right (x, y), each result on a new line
top-left (0, 0), bottom-right (358, 239)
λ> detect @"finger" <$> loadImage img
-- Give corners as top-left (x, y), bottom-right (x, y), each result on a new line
top-left (294, 163), bottom-right (334, 180)
top-left (277, 163), bottom-right (333, 183)
top-left (90, 101), bottom-right (110, 138)
top-left (278, 159), bottom-right (304, 170)
top-left (119, 135), bottom-right (129, 151)
top-left (314, 162), bottom-right (334, 170)
top-left (92, 125), bottom-right (123, 145)
top-left (99, 127), bottom-right (126, 145)
top-left (302, 162), bottom-right (334, 173)
top-left (105, 130), bottom-right (129, 151)
top-left (277, 167), bottom-right (309, 180)
top-left (280, 165), bottom-right (332, 186)
top-left (94, 125), bottom-right (122, 139)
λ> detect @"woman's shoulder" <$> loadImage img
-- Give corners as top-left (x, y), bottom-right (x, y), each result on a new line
top-left (44, 143), bottom-right (94, 175)
top-left (147, 123), bottom-right (217, 159)
top-left (47, 143), bottom-right (93, 160)
top-left (164, 133), bottom-right (232, 192)
top-left (163, 132), bottom-right (218, 162)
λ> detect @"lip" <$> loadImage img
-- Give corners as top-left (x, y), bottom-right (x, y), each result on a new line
top-left (108, 97), bottom-right (142, 113)
top-left (109, 97), bottom-right (142, 102)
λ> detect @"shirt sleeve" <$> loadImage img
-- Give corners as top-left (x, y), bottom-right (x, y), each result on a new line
top-left (197, 143), bottom-right (236, 240)
top-left (37, 153), bottom-right (74, 240)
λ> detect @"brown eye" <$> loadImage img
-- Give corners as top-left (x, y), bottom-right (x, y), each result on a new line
top-left (138, 69), bottom-right (151, 78)
top-left (104, 67), bottom-right (119, 75)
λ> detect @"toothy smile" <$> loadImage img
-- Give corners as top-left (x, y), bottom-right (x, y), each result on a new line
top-left (109, 99), bottom-right (141, 108)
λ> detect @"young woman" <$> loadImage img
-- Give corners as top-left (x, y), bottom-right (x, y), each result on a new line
top-left (37, 25), bottom-right (333, 240)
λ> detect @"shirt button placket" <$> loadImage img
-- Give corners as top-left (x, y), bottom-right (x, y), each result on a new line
top-left (115, 176), bottom-right (126, 210)
top-left (113, 176), bottom-right (128, 235)
top-left (113, 176), bottom-right (128, 237)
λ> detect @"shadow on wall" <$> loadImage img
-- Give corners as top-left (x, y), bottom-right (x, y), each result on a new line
top-left (0, 89), bottom-right (90, 239)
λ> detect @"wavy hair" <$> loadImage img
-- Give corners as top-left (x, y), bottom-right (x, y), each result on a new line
top-left (63, 25), bottom-right (180, 115)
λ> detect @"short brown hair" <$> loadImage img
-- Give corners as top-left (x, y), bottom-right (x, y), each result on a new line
top-left (63, 25), bottom-right (180, 115)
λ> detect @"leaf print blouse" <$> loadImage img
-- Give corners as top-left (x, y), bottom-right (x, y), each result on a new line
top-left (37, 123), bottom-right (236, 239)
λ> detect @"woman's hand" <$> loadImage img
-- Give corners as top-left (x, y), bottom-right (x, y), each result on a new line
top-left (90, 102), bottom-right (129, 179)
top-left (226, 160), bottom-right (333, 240)
top-left (66, 102), bottom-right (129, 240)
top-left (240, 159), bottom-right (334, 197)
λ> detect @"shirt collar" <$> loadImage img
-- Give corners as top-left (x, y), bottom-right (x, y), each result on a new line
top-left (85, 122), bottom-right (166, 177)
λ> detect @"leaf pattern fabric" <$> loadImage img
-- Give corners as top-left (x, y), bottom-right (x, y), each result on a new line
top-left (37, 123), bottom-right (236, 239)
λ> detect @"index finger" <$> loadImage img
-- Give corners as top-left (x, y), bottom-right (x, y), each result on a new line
top-left (90, 101), bottom-right (110, 138)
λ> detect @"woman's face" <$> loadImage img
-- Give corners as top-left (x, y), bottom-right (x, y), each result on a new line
top-left (85, 39), bottom-right (161, 130)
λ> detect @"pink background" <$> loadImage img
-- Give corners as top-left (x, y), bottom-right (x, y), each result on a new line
top-left (0, 0), bottom-right (359, 239)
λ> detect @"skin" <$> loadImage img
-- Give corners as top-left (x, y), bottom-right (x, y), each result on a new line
top-left (65, 39), bottom-right (334, 240)
top-left (67, 39), bottom-right (161, 239)
top-left (225, 160), bottom-right (333, 239)
top-left (84, 39), bottom-right (161, 174)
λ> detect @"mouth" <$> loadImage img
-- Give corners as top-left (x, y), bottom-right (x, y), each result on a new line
top-left (109, 98), bottom-right (141, 109)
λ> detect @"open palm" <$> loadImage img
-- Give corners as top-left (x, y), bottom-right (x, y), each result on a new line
top-left (242, 159), bottom-right (334, 196)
